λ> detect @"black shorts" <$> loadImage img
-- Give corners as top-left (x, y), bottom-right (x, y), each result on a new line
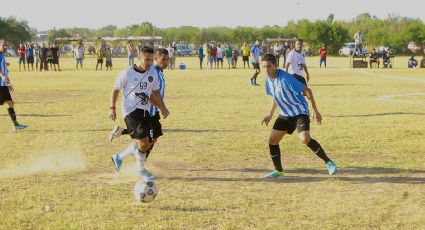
top-left (0, 86), bottom-right (12, 105)
top-left (124, 109), bottom-right (152, 140)
top-left (252, 63), bottom-right (260, 70)
top-left (27, 56), bottom-right (34, 64)
top-left (97, 59), bottom-right (103, 64)
top-left (105, 61), bottom-right (112, 67)
top-left (293, 74), bottom-right (307, 85)
top-left (150, 112), bottom-right (163, 139)
top-left (242, 56), bottom-right (249, 61)
top-left (273, 114), bottom-right (310, 135)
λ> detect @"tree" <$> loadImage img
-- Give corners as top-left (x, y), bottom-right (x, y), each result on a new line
top-left (0, 17), bottom-right (33, 47)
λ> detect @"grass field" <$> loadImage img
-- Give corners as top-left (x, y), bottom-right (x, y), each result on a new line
top-left (1, 55), bottom-right (425, 229)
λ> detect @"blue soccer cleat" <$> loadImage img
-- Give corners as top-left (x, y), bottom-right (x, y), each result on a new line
top-left (264, 170), bottom-right (284, 178)
top-left (326, 161), bottom-right (337, 175)
top-left (13, 124), bottom-right (28, 132)
top-left (111, 154), bottom-right (122, 172)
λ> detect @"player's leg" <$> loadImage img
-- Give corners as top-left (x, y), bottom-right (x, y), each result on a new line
top-left (265, 116), bottom-right (291, 178)
top-left (296, 115), bottom-right (336, 175)
top-left (3, 99), bottom-right (28, 131)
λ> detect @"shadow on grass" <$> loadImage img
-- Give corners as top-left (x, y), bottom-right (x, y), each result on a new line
top-left (163, 128), bottom-right (237, 133)
top-left (309, 83), bottom-right (368, 87)
top-left (328, 112), bottom-right (425, 118)
top-left (163, 167), bottom-right (425, 184)
top-left (160, 206), bottom-right (227, 212)
top-left (23, 129), bottom-right (111, 132)
top-left (0, 114), bottom-right (71, 117)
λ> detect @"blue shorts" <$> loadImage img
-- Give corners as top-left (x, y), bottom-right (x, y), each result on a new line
top-left (76, 58), bottom-right (83, 65)
top-left (320, 57), bottom-right (326, 63)
top-left (19, 57), bottom-right (26, 64)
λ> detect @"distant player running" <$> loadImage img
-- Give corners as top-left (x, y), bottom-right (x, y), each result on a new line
top-left (109, 48), bottom-right (169, 175)
top-left (108, 46), bottom-right (169, 181)
top-left (286, 39), bottom-right (310, 85)
top-left (249, 40), bottom-right (261, 86)
top-left (0, 39), bottom-right (28, 132)
top-left (261, 53), bottom-right (336, 178)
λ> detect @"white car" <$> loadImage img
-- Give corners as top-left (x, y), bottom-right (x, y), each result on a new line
top-left (339, 42), bottom-right (367, 56)
top-left (6, 47), bottom-right (17, 56)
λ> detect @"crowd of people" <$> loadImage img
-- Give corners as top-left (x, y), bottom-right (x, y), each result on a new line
top-left (16, 42), bottom-right (61, 71)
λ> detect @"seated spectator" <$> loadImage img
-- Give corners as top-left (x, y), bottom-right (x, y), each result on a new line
top-left (408, 55), bottom-right (418, 68)
top-left (369, 49), bottom-right (380, 68)
top-left (382, 51), bottom-right (392, 68)
top-left (420, 55), bottom-right (425, 68)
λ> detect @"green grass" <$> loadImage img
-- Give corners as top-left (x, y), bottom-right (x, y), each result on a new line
top-left (1, 55), bottom-right (425, 229)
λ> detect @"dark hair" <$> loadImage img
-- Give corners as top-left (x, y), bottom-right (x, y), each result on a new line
top-left (155, 48), bottom-right (169, 56)
top-left (140, 46), bottom-right (154, 54)
top-left (296, 38), bottom-right (304, 43)
top-left (261, 53), bottom-right (277, 65)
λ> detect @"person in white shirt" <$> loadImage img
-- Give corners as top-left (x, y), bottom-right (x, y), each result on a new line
top-left (285, 39), bottom-right (310, 85)
top-left (108, 46), bottom-right (169, 181)
top-left (73, 43), bottom-right (85, 71)
top-left (167, 44), bottom-right (175, 70)
top-left (216, 44), bottom-right (225, 69)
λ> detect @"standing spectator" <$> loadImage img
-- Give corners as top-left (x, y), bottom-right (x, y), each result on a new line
top-left (273, 43), bottom-right (282, 66)
top-left (34, 44), bottom-right (39, 71)
top-left (319, 44), bottom-right (327, 68)
top-left (105, 46), bottom-right (113, 71)
top-left (73, 43), bottom-right (85, 71)
top-left (249, 40), bottom-right (261, 86)
top-left (232, 49), bottom-right (238, 69)
top-left (216, 44), bottom-right (224, 69)
top-left (210, 44), bottom-right (217, 69)
top-left (167, 44), bottom-right (175, 70)
top-left (241, 42), bottom-right (250, 68)
top-left (203, 43), bottom-right (210, 68)
top-left (95, 46), bottom-right (104, 71)
top-left (39, 43), bottom-right (48, 71)
top-left (26, 43), bottom-right (34, 71)
top-left (126, 41), bottom-right (135, 67)
top-left (46, 44), bottom-right (54, 71)
top-left (282, 41), bottom-right (291, 67)
top-left (0, 39), bottom-right (28, 131)
top-left (225, 45), bottom-right (232, 69)
top-left (198, 45), bottom-right (204, 69)
top-left (18, 44), bottom-right (26, 72)
top-left (51, 43), bottom-right (61, 71)
top-left (353, 30), bottom-right (364, 57)
top-left (286, 39), bottom-right (310, 85)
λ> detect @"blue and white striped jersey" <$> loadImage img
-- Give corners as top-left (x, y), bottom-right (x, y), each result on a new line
top-left (0, 53), bottom-right (9, 87)
top-left (265, 69), bottom-right (309, 117)
top-left (250, 45), bottom-right (261, 64)
top-left (149, 65), bottom-right (165, 116)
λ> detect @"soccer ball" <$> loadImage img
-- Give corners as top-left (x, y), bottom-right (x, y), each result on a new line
top-left (133, 180), bottom-right (158, 203)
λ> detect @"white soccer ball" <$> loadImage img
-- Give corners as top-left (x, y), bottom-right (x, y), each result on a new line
top-left (133, 180), bottom-right (158, 203)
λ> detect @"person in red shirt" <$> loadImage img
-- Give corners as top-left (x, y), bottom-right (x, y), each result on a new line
top-left (209, 44), bottom-right (217, 69)
top-left (18, 43), bottom-right (27, 72)
top-left (319, 44), bottom-right (327, 68)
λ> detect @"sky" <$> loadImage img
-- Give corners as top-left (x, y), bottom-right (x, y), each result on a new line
top-left (3, 0), bottom-right (425, 31)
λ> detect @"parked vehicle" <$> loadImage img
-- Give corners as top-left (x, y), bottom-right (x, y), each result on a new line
top-left (176, 44), bottom-right (193, 56)
top-left (339, 42), bottom-right (367, 56)
top-left (6, 47), bottom-right (17, 56)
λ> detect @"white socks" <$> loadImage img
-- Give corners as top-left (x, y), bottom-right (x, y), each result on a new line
top-left (118, 143), bottom-right (136, 160)
top-left (135, 149), bottom-right (146, 172)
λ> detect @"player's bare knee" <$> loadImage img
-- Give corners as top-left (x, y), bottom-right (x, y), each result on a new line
top-left (299, 135), bottom-right (310, 145)
top-left (268, 136), bottom-right (280, 145)
top-left (5, 100), bottom-right (14, 108)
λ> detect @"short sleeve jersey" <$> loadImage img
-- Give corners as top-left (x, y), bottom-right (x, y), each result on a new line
top-left (114, 65), bottom-right (160, 117)
top-left (286, 49), bottom-right (306, 77)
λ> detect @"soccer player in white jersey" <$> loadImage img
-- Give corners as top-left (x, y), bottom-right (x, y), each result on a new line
top-left (109, 48), bottom-right (169, 177)
top-left (285, 39), bottom-right (310, 85)
top-left (261, 53), bottom-right (336, 178)
top-left (0, 39), bottom-right (28, 132)
top-left (249, 40), bottom-right (261, 86)
top-left (108, 46), bottom-right (169, 181)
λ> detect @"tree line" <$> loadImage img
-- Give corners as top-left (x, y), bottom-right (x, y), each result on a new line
top-left (2, 13), bottom-right (424, 55)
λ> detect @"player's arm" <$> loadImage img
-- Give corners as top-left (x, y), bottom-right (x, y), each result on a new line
top-left (109, 89), bottom-right (120, 121)
top-left (0, 70), bottom-right (13, 91)
top-left (304, 63), bottom-right (310, 82)
top-left (302, 87), bottom-right (321, 124)
top-left (262, 99), bottom-right (277, 126)
top-left (150, 90), bottom-right (169, 119)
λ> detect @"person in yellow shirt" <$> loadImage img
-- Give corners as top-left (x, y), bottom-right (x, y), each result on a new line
top-left (95, 47), bottom-right (105, 71)
top-left (241, 42), bottom-right (251, 68)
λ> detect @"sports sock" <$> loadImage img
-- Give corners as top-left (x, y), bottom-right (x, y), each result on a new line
top-left (7, 108), bottom-right (19, 126)
top-left (135, 148), bottom-right (146, 172)
top-left (307, 139), bottom-right (331, 163)
top-left (269, 144), bottom-right (283, 172)
top-left (251, 72), bottom-right (258, 81)
top-left (118, 143), bottom-right (136, 160)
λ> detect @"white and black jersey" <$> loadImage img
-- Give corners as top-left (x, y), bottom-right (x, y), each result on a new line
top-left (286, 50), bottom-right (306, 77)
top-left (114, 65), bottom-right (159, 117)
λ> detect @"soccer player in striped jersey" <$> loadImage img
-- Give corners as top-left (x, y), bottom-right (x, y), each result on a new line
top-left (286, 39), bottom-right (310, 85)
top-left (0, 39), bottom-right (28, 132)
top-left (108, 46), bottom-right (169, 181)
top-left (109, 48), bottom-right (169, 180)
top-left (261, 53), bottom-right (336, 178)
top-left (249, 40), bottom-right (261, 86)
